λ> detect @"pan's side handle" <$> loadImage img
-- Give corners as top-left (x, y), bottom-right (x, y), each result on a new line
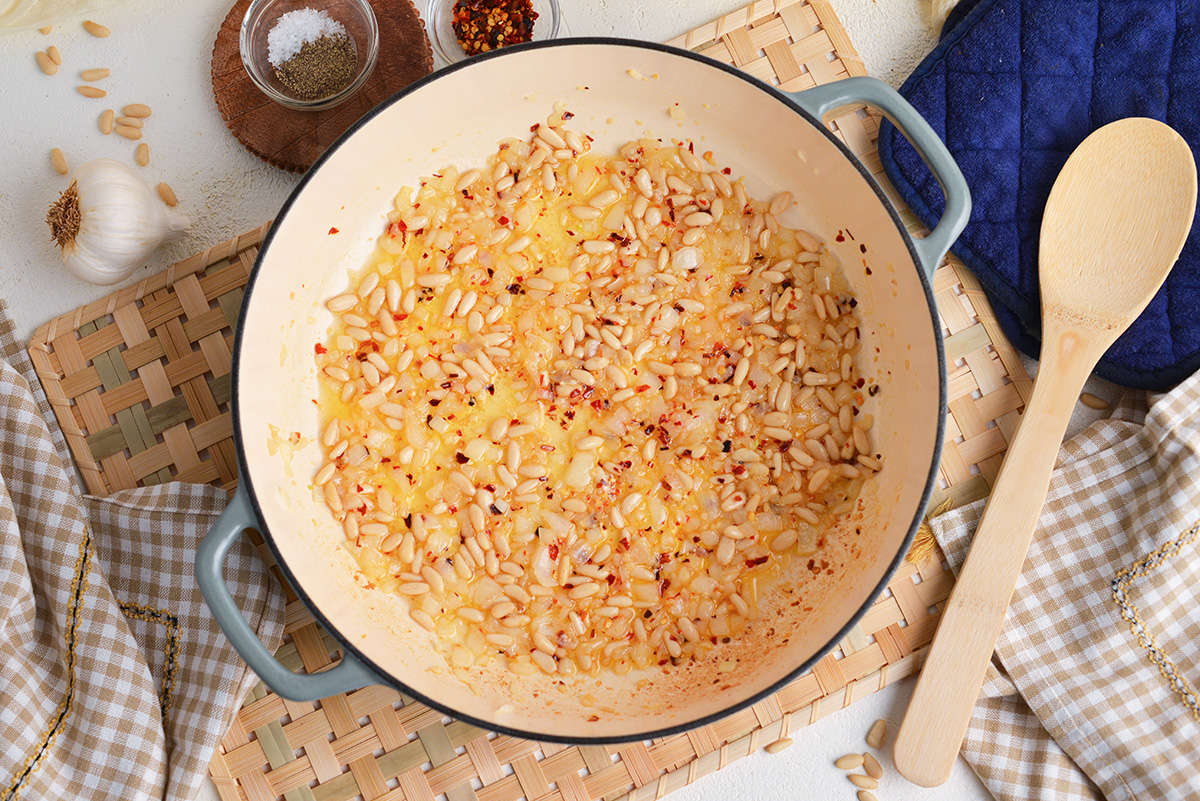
top-left (196, 486), bottom-right (380, 701)
top-left (788, 77), bottom-right (970, 283)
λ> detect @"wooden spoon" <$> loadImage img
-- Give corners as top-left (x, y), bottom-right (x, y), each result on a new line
top-left (893, 118), bottom-right (1197, 787)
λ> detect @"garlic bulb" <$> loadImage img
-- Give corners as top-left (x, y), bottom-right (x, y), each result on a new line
top-left (46, 158), bottom-right (190, 285)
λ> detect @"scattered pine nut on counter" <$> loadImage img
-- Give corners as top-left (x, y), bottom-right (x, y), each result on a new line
top-left (83, 19), bottom-right (110, 37)
top-left (47, 45), bottom-right (62, 65)
top-left (862, 751), bottom-right (883, 779)
top-left (115, 125), bottom-right (142, 140)
top-left (35, 51), bottom-right (57, 75)
top-left (866, 718), bottom-right (887, 749)
top-left (80, 68), bottom-right (110, 82)
top-left (123, 103), bottom-right (152, 118)
top-left (836, 753), bottom-right (865, 770)
top-left (857, 792), bottom-right (879, 801)
top-left (1079, 391), bottom-right (1109, 410)
top-left (849, 774), bottom-right (879, 790)
top-left (99, 109), bottom-right (114, 135)
top-left (39, 25), bottom-right (52, 33)
top-left (50, 148), bottom-right (68, 175)
top-left (157, 182), bottom-right (178, 207)
top-left (136, 143), bottom-right (150, 167)
top-left (116, 115), bottom-right (144, 128)
top-left (314, 108), bottom-right (882, 679)
top-left (765, 738), bottom-right (794, 754)
top-left (77, 85), bottom-right (106, 98)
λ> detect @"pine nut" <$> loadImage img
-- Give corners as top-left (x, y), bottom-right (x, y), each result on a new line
top-left (157, 182), bottom-right (178, 207)
top-left (848, 775), bottom-right (878, 790)
top-left (862, 752), bottom-right (883, 780)
top-left (83, 20), bottom-right (110, 37)
top-left (857, 793), bottom-right (879, 801)
top-left (136, 143), bottom-right (150, 167)
top-left (116, 115), bottom-right (144, 128)
top-left (123, 103), bottom-right (152, 118)
top-left (77, 86), bottom-right (106, 98)
top-left (764, 738), bottom-right (793, 754)
top-left (47, 45), bottom-right (62, 65)
top-left (36, 51), bottom-right (57, 75)
top-left (99, 109), bottom-right (114, 135)
top-left (50, 148), bottom-right (68, 175)
top-left (866, 719), bottom-right (887, 749)
top-left (80, 68), bottom-right (110, 81)
top-left (39, 25), bottom-right (52, 33)
top-left (115, 124), bottom-right (142, 140)
top-left (836, 753), bottom-right (864, 770)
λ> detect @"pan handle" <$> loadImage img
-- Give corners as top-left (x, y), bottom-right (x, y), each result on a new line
top-left (196, 486), bottom-right (380, 701)
top-left (788, 77), bottom-right (970, 283)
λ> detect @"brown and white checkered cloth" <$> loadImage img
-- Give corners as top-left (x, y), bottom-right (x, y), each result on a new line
top-left (0, 300), bottom-right (286, 801)
top-left (931, 374), bottom-right (1200, 801)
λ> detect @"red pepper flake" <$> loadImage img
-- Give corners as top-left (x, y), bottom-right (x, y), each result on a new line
top-left (387, 221), bottom-right (406, 237)
top-left (314, 343), bottom-right (327, 354)
top-left (452, 0), bottom-right (538, 56)
top-left (328, 227), bottom-right (339, 235)
top-left (746, 555), bottom-right (769, 568)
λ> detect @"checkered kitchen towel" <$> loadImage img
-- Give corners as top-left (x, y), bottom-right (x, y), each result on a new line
top-left (930, 373), bottom-right (1200, 800)
top-left (0, 299), bottom-right (286, 801)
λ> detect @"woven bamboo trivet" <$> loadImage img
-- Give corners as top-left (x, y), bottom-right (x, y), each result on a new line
top-left (26, 1), bottom-right (1034, 797)
top-left (198, 3), bottom-right (1033, 801)
top-left (28, 223), bottom-right (271, 496)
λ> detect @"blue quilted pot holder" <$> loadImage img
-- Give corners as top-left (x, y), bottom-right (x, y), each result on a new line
top-left (878, 0), bottom-right (1200, 390)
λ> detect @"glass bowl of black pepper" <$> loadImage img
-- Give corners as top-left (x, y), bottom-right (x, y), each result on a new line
top-left (425, 0), bottom-right (560, 65)
top-left (241, 0), bottom-right (380, 110)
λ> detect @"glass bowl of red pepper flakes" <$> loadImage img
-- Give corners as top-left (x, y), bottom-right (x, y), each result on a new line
top-left (425, 0), bottom-right (560, 64)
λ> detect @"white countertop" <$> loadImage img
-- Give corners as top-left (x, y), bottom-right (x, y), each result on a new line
top-left (0, 2), bottom-right (992, 800)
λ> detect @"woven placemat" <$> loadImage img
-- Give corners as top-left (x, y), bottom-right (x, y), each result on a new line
top-left (198, 2), bottom-right (1032, 801)
top-left (28, 223), bottom-right (270, 496)
top-left (26, 1), bottom-right (1034, 797)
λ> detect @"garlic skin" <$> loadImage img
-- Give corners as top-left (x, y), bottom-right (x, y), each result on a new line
top-left (47, 158), bottom-right (190, 285)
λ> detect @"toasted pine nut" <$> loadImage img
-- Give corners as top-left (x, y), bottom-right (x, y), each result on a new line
top-left (77, 86), bottom-right (106, 98)
top-left (50, 148), bottom-right (68, 175)
top-left (136, 143), bottom-right (150, 167)
top-left (865, 719), bottom-right (887, 749)
top-left (83, 20), bottom-right (110, 37)
top-left (36, 51), bottom-right (57, 75)
top-left (157, 182), bottom-right (178, 207)
top-left (80, 68), bottom-right (110, 81)
top-left (47, 45), bottom-right (62, 65)
top-left (99, 109), bottom-right (114, 135)
top-left (116, 115), bottom-right (144, 128)
top-left (115, 125), bottom-right (142, 140)
top-left (123, 103), bottom-right (152, 118)
top-left (764, 738), bottom-right (793, 754)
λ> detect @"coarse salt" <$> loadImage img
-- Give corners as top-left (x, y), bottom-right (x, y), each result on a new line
top-left (267, 8), bottom-right (347, 67)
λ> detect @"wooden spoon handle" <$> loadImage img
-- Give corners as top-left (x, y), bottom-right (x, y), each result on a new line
top-left (893, 329), bottom-right (1101, 787)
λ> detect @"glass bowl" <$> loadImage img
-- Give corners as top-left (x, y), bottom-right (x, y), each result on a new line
top-left (241, 0), bottom-right (379, 111)
top-left (425, 0), bottom-right (560, 65)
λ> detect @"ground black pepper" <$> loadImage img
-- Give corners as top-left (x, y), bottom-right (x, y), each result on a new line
top-left (274, 33), bottom-right (357, 100)
top-left (452, 0), bottom-right (537, 56)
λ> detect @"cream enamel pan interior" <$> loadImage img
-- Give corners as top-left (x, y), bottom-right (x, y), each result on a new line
top-left (217, 40), bottom-right (957, 743)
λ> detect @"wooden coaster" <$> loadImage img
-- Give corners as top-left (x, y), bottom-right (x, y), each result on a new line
top-left (211, 0), bottom-right (433, 173)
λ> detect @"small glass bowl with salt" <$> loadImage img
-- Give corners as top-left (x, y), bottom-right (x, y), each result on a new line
top-left (241, 0), bottom-right (379, 111)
